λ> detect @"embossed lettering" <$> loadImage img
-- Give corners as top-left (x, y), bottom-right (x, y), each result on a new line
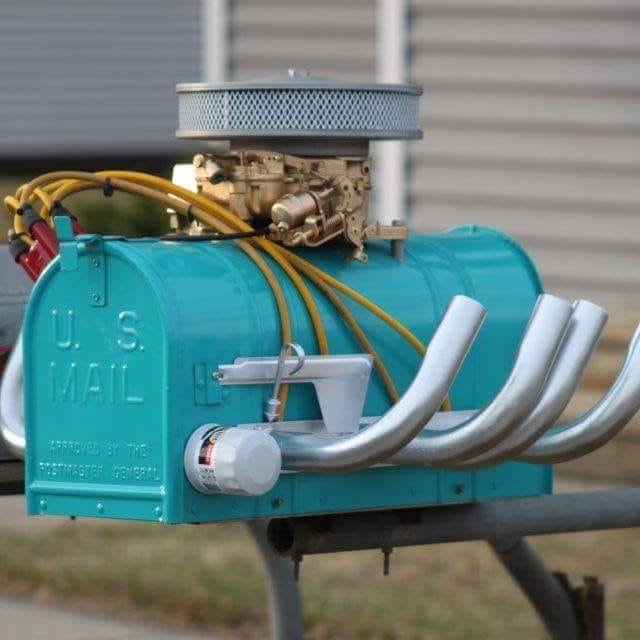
top-left (117, 311), bottom-right (139, 351)
top-left (105, 443), bottom-right (119, 456)
top-left (108, 364), bottom-right (116, 404)
top-left (113, 465), bottom-right (161, 482)
top-left (38, 462), bottom-right (104, 480)
top-left (50, 362), bottom-right (78, 402)
top-left (52, 308), bottom-right (75, 350)
top-left (127, 443), bottom-right (147, 458)
top-left (49, 362), bottom-right (144, 405)
top-left (122, 364), bottom-right (143, 404)
top-left (49, 440), bottom-right (101, 456)
top-left (82, 363), bottom-right (104, 403)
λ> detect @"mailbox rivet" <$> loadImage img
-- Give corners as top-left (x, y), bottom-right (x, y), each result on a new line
top-left (155, 506), bottom-right (163, 518)
top-left (96, 502), bottom-right (104, 514)
top-left (39, 499), bottom-right (47, 512)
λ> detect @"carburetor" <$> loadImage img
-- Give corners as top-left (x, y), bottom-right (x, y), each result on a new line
top-left (175, 69), bottom-right (421, 261)
top-left (190, 150), bottom-right (398, 261)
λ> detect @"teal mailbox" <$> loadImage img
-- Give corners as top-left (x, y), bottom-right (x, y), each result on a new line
top-left (22, 226), bottom-right (553, 524)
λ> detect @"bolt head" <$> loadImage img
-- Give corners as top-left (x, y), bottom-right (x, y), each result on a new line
top-left (288, 67), bottom-right (310, 79)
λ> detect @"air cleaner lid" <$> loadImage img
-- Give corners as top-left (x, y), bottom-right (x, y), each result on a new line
top-left (176, 68), bottom-right (422, 141)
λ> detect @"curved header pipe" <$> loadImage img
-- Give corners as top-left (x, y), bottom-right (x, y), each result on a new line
top-left (275, 295), bottom-right (486, 472)
top-left (0, 332), bottom-right (25, 460)
top-left (520, 322), bottom-right (640, 464)
top-left (387, 294), bottom-right (573, 466)
top-left (455, 299), bottom-right (608, 469)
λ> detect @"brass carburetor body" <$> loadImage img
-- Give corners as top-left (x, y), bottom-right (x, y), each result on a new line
top-left (189, 150), bottom-right (405, 262)
top-left (175, 69), bottom-right (421, 260)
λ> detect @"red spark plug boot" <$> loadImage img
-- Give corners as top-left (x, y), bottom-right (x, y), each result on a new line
top-left (18, 204), bottom-right (58, 259)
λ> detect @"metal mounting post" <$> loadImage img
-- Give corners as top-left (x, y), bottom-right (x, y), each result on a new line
top-left (489, 538), bottom-right (580, 640)
top-left (246, 521), bottom-right (304, 640)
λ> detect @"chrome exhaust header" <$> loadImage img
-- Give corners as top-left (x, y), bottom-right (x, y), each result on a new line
top-left (454, 299), bottom-right (608, 469)
top-left (275, 295), bottom-right (486, 472)
top-left (520, 322), bottom-right (640, 464)
top-left (387, 294), bottom-right (573, 466)
top-left (0, 331), bottom-right (25, 460)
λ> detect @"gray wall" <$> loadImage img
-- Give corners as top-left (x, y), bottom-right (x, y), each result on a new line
top-left (0, 1), bottom-right (637, 309)
top-left (229, 0), bottom-right (375, 81)
top-left (408, 0), bottom-right (640, 309)
top-left (0, 0), bottom-right (201, 159)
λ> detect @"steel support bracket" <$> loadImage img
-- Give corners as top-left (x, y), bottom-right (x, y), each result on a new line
top-left (218, 354), bottom-right (373, 434)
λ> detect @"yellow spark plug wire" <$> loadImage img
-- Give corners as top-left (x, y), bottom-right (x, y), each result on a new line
top-left (8, 169), bottom-right (451, 412)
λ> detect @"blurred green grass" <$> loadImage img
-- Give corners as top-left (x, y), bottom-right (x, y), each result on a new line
top-left (0, 515), bottom-right (638, 639)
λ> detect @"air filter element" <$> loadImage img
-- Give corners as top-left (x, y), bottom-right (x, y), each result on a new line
top-left (176, 69), bottom-right (422, 142)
